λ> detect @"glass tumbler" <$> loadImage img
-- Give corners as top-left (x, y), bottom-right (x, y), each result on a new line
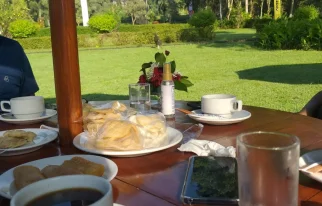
top-left (237, 131), bottom-right (300, 206)
top-left (129, 83), bottom-right (150, 112)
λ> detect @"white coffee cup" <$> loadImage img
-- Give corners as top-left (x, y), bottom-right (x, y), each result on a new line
top-left (11, 175), bottom-right (113, 206)
top-left (0, 96), bottom-right (45, 119)
top-left (201, 94), bottom-right (243, 116)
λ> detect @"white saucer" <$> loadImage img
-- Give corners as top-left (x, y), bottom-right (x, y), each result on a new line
top-left (0, 109), bottom-right (57, 125)
top-left (188, 110), bottom-right (251, 125)
top-left (73, 127), bottom-right (183, 157)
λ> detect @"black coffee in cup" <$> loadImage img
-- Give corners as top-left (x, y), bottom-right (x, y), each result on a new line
top-left (25, 188), bottom-right (103, 206)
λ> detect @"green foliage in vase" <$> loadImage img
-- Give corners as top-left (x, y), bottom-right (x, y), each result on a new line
top-left (139, 50), bottom-right (193, 93)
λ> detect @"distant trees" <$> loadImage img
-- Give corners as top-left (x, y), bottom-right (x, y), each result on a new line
top-left (0, 0), bottom-right (30, 36)
top-left (123, 0), bottom-right (146, 25)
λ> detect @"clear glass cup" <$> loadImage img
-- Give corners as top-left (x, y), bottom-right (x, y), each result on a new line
top-left (129, 83), bottom-right (151, 112)
top-left (237, 131), bottom-right (300, 206)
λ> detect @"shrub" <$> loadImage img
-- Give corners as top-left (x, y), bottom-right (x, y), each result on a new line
top-left (117, 23), bottom-right (189, 32)
top-left (188, 10), bottom-right (216, 39)
top-left (294, 5), bottom-right (319, 20)
top-left (188, 9), bottom-right (216, 28)
top-left (17, 36), bottom-right (52, 49)
top-left (32, 27), bottom-right (96, 37)
top-left (257, 19), bottom-right (322, 50)
top-left (180, 28), bottom-right (201, 41)
top-left (88, 14), bottom-right (118, 33)
top-left (9, 20), bottom-right (39, 38)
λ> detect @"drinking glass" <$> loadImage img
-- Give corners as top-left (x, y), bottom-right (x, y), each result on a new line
top-left (129, 83), bottom-right (150, 112)
top-left (237, 131), bottom-right (300, 206)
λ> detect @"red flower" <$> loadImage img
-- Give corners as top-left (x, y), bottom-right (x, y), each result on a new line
top-left (173, 73), bottom-right (182, 81)
top-left (150, 67), bottom-right (163, 87)
top-left (165, 50), bottom-right (170, 56)
top-left (138, 75), bottom-right (147, 83)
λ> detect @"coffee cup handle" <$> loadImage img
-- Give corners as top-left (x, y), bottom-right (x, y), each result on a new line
top-left (232, 100), bottom-right (243, 112)
top-left (0, 101), bottom-right (11, 112)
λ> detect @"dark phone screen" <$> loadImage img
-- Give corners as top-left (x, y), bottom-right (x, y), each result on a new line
top-left (181, 156), bottom-right (238, 205)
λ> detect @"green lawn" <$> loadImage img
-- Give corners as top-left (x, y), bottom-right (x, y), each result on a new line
top-left (27, 33), bottom-right (322, 113)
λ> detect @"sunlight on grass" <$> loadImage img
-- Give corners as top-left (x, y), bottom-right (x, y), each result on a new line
top-left (27, 43), bottom-right (322, 113)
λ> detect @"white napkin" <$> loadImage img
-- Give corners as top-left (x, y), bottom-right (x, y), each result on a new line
top-left (177, 139), bottom-right (236, 158)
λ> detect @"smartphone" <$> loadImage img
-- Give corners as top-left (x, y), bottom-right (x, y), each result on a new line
top-left (181, 156), bottom-right (239, 205)
top-left (187, 101), bottom-right (201, 110)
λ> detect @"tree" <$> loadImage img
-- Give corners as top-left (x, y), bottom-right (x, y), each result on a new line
top-left (87, 0), bottom-right (110, 16)
top-left (259, 0), bottom-right (264, 18)
top-left (227, 0), bottom-right (234, 20)
top-left (266, 0), bottom-right (271, 15)
top-left (0, 0), bottom-right (31, 37)
top-left (26, 0), bottom-right (49, 24)
top-left (75, 0), bottom-right (83, 26)
top-left (123, 0), bottom-right (146, 25)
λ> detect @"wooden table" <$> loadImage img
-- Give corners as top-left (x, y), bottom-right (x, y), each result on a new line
top-left (1, 103), bottom-right (322, 206)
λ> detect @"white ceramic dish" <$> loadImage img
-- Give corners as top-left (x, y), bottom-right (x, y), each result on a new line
top-left (73, 127), bottom-right (183, 157)
top-left (0, 129), bottom-right (58, 156)
top-left (0, 155), bottom-right (118, 199)
top-left (188, 109), bottom-right (251, 125)
top-left (0, 109), bottom-right (57, 125)
top-left (299, 150), bottom-right (322, 184)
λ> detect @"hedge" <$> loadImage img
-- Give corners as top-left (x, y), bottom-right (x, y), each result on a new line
top-left (257, 19), bottom-right (322, 50)
top-left (110, 23), bottom-right (189, 33)
top-left (32, 27), bottom-right (96, 37)
top-left (17, 28), bottom-right (209, 50)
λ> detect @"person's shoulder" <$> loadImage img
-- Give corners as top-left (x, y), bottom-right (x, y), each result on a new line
top-left (0, 35), bottom-right (23, 49)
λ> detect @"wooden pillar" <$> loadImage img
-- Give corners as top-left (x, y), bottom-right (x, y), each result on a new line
top-left (48, 0), bottom-right (83, 146)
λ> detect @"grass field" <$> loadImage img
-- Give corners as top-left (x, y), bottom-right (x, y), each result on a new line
top-left (26, 29), bottom-right (322, 113)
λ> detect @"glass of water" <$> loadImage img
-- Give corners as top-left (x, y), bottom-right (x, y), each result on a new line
top-left (237, 131), bottom-right (300, 206)
top-left (129, 83), bottom-right (151, 112)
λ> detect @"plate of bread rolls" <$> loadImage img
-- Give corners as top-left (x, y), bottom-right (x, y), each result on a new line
top-left (0, 155), bottom-right (118, 199)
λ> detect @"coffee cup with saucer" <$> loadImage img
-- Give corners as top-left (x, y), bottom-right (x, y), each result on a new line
top-left (201, 94), bottom-right (243, 118)
top-left (0, 96), bottom-right (45, 119)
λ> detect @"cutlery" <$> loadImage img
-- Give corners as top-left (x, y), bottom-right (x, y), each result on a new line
top-left (176, 108), bottom-right (227, 119)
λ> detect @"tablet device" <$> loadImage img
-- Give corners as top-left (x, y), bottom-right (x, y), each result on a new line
top-left (181, 156), bottom-right (239, 205)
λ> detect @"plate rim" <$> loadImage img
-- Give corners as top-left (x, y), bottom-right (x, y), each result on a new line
top-left (0, 129), bottom-right (58, 153)
top-left (0, 154), bottom-right (118, 199)
top-left (189, 110), bottom-right (251, 122)
top-left (73, 127), bottom-right (183, 157)
top-left (0, 109), bottom-right (57, 122)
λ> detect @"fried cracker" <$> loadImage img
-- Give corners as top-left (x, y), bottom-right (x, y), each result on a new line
top-left (13, 165), bottom-right (45, 190)
top-left (61, 157), bottom-right (105, 177)
top-left (41, 165), bottom-right (83, 178)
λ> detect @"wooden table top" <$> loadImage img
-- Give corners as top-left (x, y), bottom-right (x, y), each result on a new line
top-left (1, 102), bottom-right (322, 206)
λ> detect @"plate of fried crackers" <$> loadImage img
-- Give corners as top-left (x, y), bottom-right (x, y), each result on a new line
top-left (0, 129), bottom-right (58, 156)
top-left (0, 155), bottom-right (118, 199)
top-left (299, 150), bottom-right (322, 183)
top-left (74, 127), bottom-right (183, 157)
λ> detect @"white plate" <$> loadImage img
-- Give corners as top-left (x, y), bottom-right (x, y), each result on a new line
top-left (0, 129), bottom-right (58, 156)
top-left (0, 109), bottom-right (57, 125)
top-left (73, 127), bottom-right (183, 157)
top-left (188, 109), bottom-right (251, 125)
top-left (299, 150), bottom-right (322, 184)
top-left (0, 155), bottom-right (118, 199)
